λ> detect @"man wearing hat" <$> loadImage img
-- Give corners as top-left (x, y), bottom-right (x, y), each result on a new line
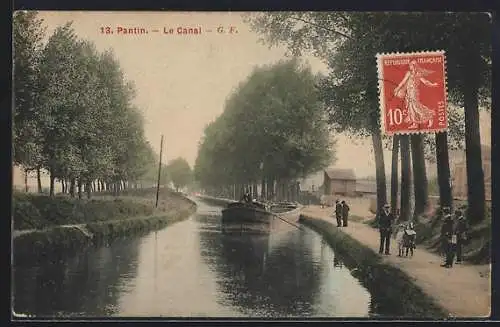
top-left (440, 213), bottom-right (455, 268)
top-left (454, 209), bottom-right (468, 264)
top-left (378, 203), bottom-right (395, 255)
top-left (334, 199), bottom-right (342, 227)
top-left (341, 200), bottom-right (350, 227)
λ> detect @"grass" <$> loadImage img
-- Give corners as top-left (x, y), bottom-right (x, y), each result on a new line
top-left (12, 188), bottom-right (194, 230)
top-left (12, 188), bottom-right (197, 261)
top-left (13, 210), bottom-right (194, 263)
top-left (299, 214), bottom-right (448, 319)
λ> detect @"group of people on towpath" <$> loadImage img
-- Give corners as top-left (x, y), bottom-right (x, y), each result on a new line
top-left (440, 207), bottom-right (469, 268)
top-left (374, 203), bottom-right (469, 267)
top-left (334, 200), bottom-right (350, 227)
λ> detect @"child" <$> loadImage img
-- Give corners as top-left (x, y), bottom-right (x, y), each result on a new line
top-left (395, 223), bottom-right (406, 257)
top-left (403, 222), bottom-right (417, 257)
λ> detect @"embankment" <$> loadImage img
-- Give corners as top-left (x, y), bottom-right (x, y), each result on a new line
top-left (299, 214), bottom-right (448, 319)
top-left (13, 189), bottom-right (197, 258)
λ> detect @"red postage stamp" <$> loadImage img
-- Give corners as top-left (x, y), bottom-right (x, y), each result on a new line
top-left (376, 51), bottom-right (448, 135)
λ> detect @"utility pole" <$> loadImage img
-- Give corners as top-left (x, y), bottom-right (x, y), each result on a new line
top-left (155, 135), bottom-right (164, 208)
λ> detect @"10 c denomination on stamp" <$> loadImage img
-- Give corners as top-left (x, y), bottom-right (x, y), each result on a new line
top-left (376, 51), bottom-right (448, 135)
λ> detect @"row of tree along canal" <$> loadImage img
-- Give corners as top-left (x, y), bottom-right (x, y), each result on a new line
top-left (13, 12), bottom-right (194, 199)
top-left (194, 59), bottom-right (334, 203)
top-left (238, 12), bottom-right (490, 223)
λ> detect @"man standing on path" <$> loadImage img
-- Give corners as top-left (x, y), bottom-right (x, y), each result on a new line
top-left (341, 200), bottom-right (350, 227)
top-left (441, 213), bottom-right (456, 268)
top-left (335, 199), bottom-right (342, 227)
top-left (378, 204), bottom-right (394, 255)
top-left (454, 209), bottom-right (468, 264)
top-left (438, 206), bottom-right (451, 257)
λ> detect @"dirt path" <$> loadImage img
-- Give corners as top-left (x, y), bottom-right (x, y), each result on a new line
top-left (301, 205), bottom-right (491, 318)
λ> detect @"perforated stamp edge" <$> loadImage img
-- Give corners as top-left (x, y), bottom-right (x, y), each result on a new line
top-left (376, 50), bottom-right (449, 136)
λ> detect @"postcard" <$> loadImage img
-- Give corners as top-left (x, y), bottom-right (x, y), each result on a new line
top-left (12, 11), bottom-right (491, 320)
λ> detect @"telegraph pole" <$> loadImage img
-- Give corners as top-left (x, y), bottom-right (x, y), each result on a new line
top-left (155, 135), bottom-right (164, 208)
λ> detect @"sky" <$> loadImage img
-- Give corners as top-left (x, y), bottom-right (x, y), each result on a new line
top-left (31, 11), bottom-right (491, 180)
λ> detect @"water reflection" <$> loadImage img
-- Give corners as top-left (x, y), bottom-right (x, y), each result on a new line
top-left (13, 238), bottom-right (141, 317)
top-left (13, 200), bottom-right (372, 318)
top-left (196, 208), bottom-right (370, 317)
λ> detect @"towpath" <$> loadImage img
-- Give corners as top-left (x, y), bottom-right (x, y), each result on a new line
top-left (301, 205), bottom-right (491, 318)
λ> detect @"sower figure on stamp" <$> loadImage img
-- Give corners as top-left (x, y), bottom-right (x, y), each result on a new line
top-left (341, 200), bottom-right (350, 227)
top-left (393, 60), bottom-right (439, 129)
top-left (454, 209), bottom-right (468, 264)
top-left (378, 203), bottom-right (394, 255)
top-left (335, 200), bottom-right (342, 227)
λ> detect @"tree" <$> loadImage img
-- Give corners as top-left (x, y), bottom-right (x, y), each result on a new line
top-left (16, 17), bottom-right (157, 199)
top-left (386, 13), bottom-right (491, 221)
top-left (194, 59), bottom-right (334, 201)
top-left (400, 135), bottom-right (411, 221)
top-left (445, 13), bottom-right (491, 223)
top-left (247, 12), bottom-right (491, 221)
top-left (410, 134), bottom-right (428, 218)
top-left (167, 157), bottom-right (192, 192)
top-left (247, 12), bottom-right (389, 212)
top-left (12, 11), bottom-right (46, 191)
top-left (390, 136), bottom-right (399, 215)
top-left (37, 22), bottom-right (87, 196)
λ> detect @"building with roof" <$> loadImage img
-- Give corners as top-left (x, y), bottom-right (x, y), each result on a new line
top-left (323, 168), bottom-right (357, 197)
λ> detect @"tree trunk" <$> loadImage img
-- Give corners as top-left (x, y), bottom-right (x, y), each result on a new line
top-left (371, 129), bottom-right (388, 214)
top-left (410, 134), bottom-right (429, 218)
top-left (77, 179), bottom-right (82, 199)
top-left (86, 181), bottom-right (92, 199)
top-left (261, 178), bottom-right (266, 200)
top-left (36, 168), bottom-right (42, 193)
top-left (70, 178), bottom-right (76, 198)
top-left (24, 169), bottom-right (29, 193)
top-left (390, 135), bottom-right (399, 215)
top-left (463, 77), bottom-right (485, 223)
top-left (266, 178), bottom-right (273, 200)
top-left (400, 135), bottom-right (411, 221)
top-left (49, 171), bottom-right (55, 197)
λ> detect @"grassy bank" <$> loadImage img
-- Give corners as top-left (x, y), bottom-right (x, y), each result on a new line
top-left (13, 188), bottom-right (197, 259)
top-left (13, 210), bottom-right (194, 260)
top-left (299, 214), bottom-right (448, 319)
top-left (13, 188), bottom-right (193, 230)
top-left (364, 205), bottom-right (491, 264)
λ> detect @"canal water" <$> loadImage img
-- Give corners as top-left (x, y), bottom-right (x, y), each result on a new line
top-left (13, 200), bottom-right (372, 318)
